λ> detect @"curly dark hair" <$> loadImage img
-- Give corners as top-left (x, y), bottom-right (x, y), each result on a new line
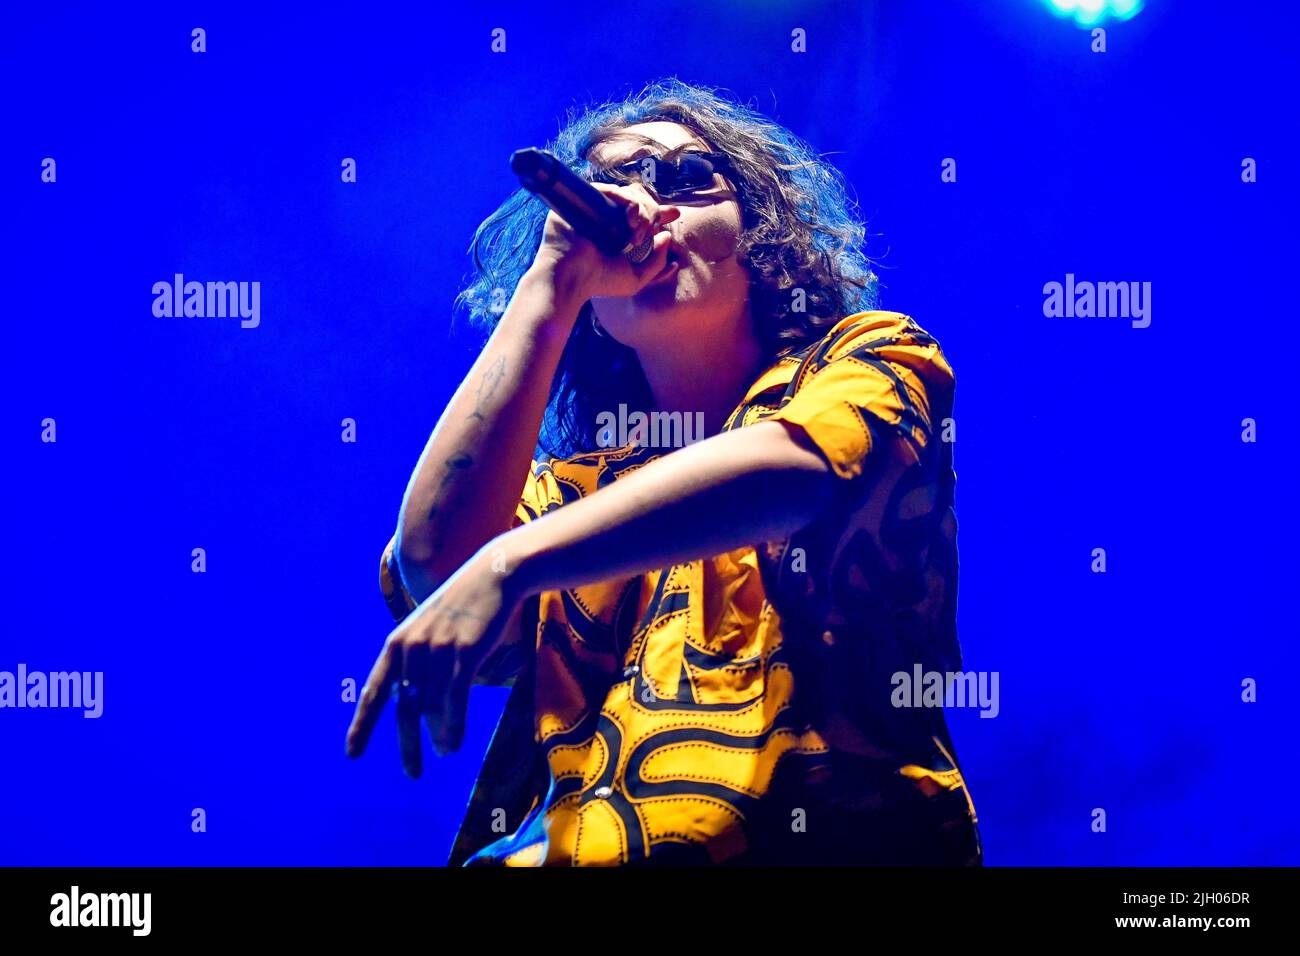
top-left (455, 77), bottom-right (878, 459)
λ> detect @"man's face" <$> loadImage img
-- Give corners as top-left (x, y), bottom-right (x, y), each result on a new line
top-left (587, 121), bottom-right (749, 349)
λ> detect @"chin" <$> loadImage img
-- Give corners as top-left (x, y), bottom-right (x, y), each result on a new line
top-left (604, 300), bottom-right (699, 346)
top-left (635, 273), bottom-right (700, 312)
top-left (631, 289), bottom-right (684, 315)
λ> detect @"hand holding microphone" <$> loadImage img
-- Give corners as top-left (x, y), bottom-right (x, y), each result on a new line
top-left (512, 148), bottom-right (680, 302)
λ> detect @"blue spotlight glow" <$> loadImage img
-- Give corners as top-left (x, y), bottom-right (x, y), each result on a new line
top-left (1041, 0), bottom-right (1144, 27)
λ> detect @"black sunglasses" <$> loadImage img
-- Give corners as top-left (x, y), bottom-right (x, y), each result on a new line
top-left (590, 151), bottom-right (735, 199)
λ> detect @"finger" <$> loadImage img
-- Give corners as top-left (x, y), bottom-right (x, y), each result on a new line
top-left (397, 642), bottom-right (427, 778)
top-left (593, 182), bottom-right (675, 259)
top-left (433, 652), bottom-right (475, 755)
top-left (346, 637), bottom-right (399, 758)
top-left (618, 199), bottom-right (654, 256)
top-left (624, 200), bottom-right (645, 241)
top-left (591, 181), bottom-right (639, 215)
top-left (396, 680), bottom-right (424, 779)
top-left (590, 180), bottom-right (632, 201)
top-left (420, 643), bottom-right (458, 752)
top-left (618, 184), bottom-right (667, 251)
top-left (628, 183), bottom-right (663, 233)
top-left (654, 203), bottom-right (681, 226)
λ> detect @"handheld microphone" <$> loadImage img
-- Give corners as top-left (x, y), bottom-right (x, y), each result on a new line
top-left (510, 148), bottom-right (653, 263)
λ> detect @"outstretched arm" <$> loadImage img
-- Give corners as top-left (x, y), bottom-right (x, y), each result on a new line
top-left (502, 419), bottom-right (837, 598)
top-left (347, 418), bottom-right (841, 773)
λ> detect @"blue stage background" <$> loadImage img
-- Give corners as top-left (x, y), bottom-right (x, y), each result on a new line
top-left (4, 0), bottom-right (1297, 865)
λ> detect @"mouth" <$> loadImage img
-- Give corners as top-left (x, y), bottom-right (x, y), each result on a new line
top-left (646, 246), bottom-right (682, 286)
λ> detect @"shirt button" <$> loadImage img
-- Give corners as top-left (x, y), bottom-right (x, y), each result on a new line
top-left (623, 665), bottom-right (639, 678)
top-left (593, 786), bottom-right (613, 799)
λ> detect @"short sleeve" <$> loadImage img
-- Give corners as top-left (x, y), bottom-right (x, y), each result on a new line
top-left (765, 312), bottom-right (953, 480)
top-left (379, 534), bottom-right (418, 623)
top-left (512, 459), bottom-right (548, 527)
top-left (754, 314), bottom-right (962, 727)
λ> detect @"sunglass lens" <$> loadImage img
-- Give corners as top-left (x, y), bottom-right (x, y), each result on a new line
top-left (660, 155), bottom-right (715, 196)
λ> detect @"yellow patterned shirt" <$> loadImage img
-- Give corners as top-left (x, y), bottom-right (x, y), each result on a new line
top-left (380, 310), bottom-right (981, 866)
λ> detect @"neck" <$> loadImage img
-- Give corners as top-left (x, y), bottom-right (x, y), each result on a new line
top-left (635, 303), bottom-right (765, 439)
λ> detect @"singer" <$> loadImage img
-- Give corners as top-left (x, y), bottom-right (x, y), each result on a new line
top-left (346, 78), bottom-right (981, 867)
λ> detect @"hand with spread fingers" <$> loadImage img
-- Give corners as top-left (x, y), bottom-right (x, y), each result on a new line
top-left (345, 546), bottom-right (521, 777)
